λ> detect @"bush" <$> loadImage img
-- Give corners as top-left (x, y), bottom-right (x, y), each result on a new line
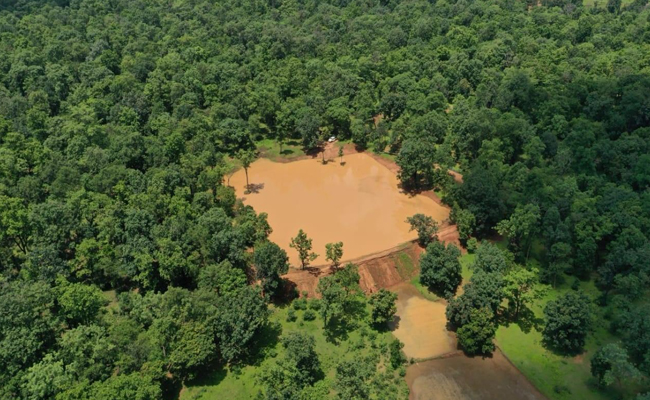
top-left (303, 309), bottom-right (316, 321)
top-left (287, 308), bottom-right (297, 322)
top-left (466, 238), bottom-right (478, 253)
top-left (543, 291), bottom-right (592, 354)
top-left (293, 298), bottom-right (307, 310)
top-left (308, 299), bottom-right (321, 311)
top-left (456, 307), bottom-right (496, 355)
top-left (389, 340), bottom-right (405, 369)
top-left (419, 241), bottom-right (462, 298)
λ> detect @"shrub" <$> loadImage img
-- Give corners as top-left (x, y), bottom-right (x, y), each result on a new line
top-left (293, 297), bottom-right (307, 310)
top-left (466, 238), bottom-right (478, 253)
top-left (303, 309), bottom-right (316, 321)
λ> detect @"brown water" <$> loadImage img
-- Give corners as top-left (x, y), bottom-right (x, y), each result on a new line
top-left (230, 153), bottom-right (449, 266)
top-left (389, 283), bottom-right (454, 360)
top-left (406, 351), bottom-right (547, 400)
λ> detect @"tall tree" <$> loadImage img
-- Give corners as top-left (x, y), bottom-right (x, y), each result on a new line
top-left (325, 242), bottom-right (344, 269)
top-left (253, 241), bottom-right (290, 298)
top-left (237, 148), bottom-right (257, 193)
top-left (502, 266), bottom-right (547, 320)
top-left (456, 307), bottom-right (497, 355)
top-left (406, 214), bottom-right (439, 247)
top-left (496, 204), bottom-right (541, 260)
top-left (290, 229), bottom-right (318, 270)
top-left (369, 289), bottom-right (398, 327)
top-left (419, 241), bottom-right (462, 298)
top-left (543, 291), bottom-right (592, 354)
top-left (591, 343), bottom-right (639, 388)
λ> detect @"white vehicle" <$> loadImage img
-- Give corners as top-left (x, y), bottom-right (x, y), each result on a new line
top-left (328, 136), bottom-right (336, 143)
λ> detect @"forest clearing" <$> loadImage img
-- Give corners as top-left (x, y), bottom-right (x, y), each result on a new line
top-left (229, 152), bottom-right (449, 266)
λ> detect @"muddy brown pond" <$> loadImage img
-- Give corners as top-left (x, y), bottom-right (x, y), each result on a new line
top-left (390, 283), bottom-right (454, 360)
top-left (230, 153), bottom-right (449, 266)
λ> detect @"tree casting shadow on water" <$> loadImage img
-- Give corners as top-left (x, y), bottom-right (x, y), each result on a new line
top-left (246, 182), bottom-right (265, 194)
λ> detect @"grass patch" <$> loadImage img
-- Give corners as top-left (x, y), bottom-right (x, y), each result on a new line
top-left (459, 252), bottom-right (476, 282)
top-left (102, 290), bottom-right (118, 311)
top-left (181, 302), bottom-right (408, 400)
top-left (457, 242), bottom-right (635, 399)
top-left (375, 151), bottom-right (397, 162)
top-left (410, 275), bottom-right (439, 302)
top-left (255, 138), bottom-right (306, 162)
top-left (395, 250), bottom-right (417, 280)
top-left (496, 278), bottom-right (633, 400)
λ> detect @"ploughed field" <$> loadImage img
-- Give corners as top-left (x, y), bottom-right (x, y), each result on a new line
top-left (405, 350), bottom-right (547, 400)
top-left (230, 152), bottom-right (449, 266)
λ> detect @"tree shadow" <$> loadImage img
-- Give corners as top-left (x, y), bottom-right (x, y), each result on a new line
top-left (461, 349), bottom-right (496, 359)
top-left (340, 161), bottom-right (346, 166)
top-left (354, 143), bottom-right (367, 152)
top-left (280, 149), bottom-right (294, 155)
top-left (182, 363), bottom-right (228, 393)
top-left (305, 147), bottom-right (321, 157)
top-left (245, 320), bottom-right (283, 365)
top-left (275, 278), bottom-right (298, 304)
top-left (324, 297), bottom-right (367, 344)
top-left (514, 307), bottom-right (544, 334)
top-left (497, 306), bottom-right (544, 334)
top-left (324, 318), bottom-right (353, 344)
top-left (162, 375), bottom-right (184, 400)
top-left (302, 266), bottom-right (326, 277)
top-left (387, 314), bottom-right (402, 331)
top-left (247, 183), bottom-right (265, 193)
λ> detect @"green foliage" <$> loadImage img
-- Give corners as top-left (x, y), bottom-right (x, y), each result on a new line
top-left (368, 289), bottom-right (398, 327)
top-left (197, 261), bottom-right (248, 296)
top-left (214, 286), bottom-right (269, 362)
top-left (1, 0), bottom-right (650, 397)
top-left (472, 242), bottom-right (510, 274)
top-left (56, 279), bottom-right (106, 326)
top-left (612, 305), bottom-right (650, 375)
top-left (496, 204), bottom-right (541, 259)
top-left (466, 238), bottom-right (479, 253)
top-left (254, 241), bottom-right (289, 298)
top-left (281, 332), bottom-right (322, 386)
top-left (502, 266), bottom-right (548, 320)
top-left (325, 242), bottom-right (344, 269)
top-left (317, 264), bottom-right (363, 339)
top-left (419, 241), bottom-right (462, 298)
top-left (168, 322), bottom-right (216, 379)
top-left (335, 358), bottom-right (374, 400)
top-left (450, 206), bottom-right (476, 244)
top-left (396, 138), bottom-right (436, 191)
top-left (290, 229), bottom-right (318, 270)
top-left (446, 270), bottom-right (504, 328)
top-left (543, 291), bottom-right (593, 355)
top-left (406, 214), bottom-right (439, 247)
top-left (303, 309), bottom-right (316, 322)
top-left (456, 307), bottom-right (497, 356)
top-left (388, 340), bottom-right (406, 369)
top-left (591, 343), bottom-right (639, 388)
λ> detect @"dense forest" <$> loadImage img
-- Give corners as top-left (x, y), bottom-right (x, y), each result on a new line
top-left (1, 0), bottom-right (650, 398)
